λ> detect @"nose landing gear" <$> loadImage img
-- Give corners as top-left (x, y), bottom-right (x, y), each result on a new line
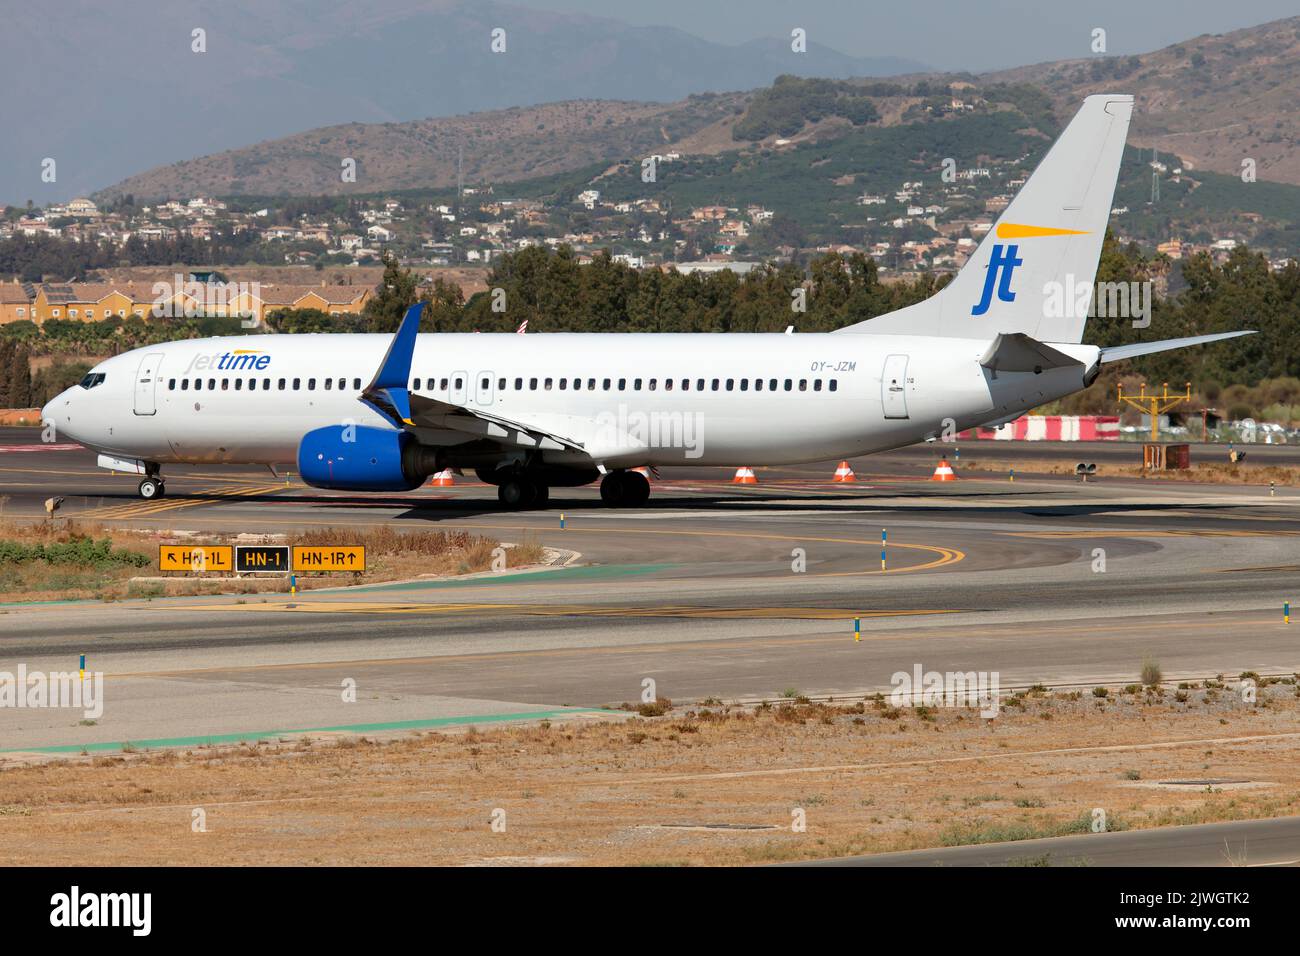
top-left (137, 476), bottom-right (166, 500)
top-left (136, 468), bottom-right (165, 504)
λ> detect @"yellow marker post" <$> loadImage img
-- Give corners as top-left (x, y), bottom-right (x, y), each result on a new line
top-left (853, 617), bottom-right (861, 642)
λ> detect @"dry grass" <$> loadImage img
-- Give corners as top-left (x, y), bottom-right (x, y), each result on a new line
top-left (0, 522), bottom-right (548, 603)
top-left (2, 679), bottom-right (1298, 865)
top-left (953, 457), bottom-right (1299, 486)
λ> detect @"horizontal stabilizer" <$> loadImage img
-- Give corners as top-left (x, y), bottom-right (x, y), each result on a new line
top-left (1098, 331), bottom-right (1255, 364)
top-left (980, 332), bottom-right (1082, 378)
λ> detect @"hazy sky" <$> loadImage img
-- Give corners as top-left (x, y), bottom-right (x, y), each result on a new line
top-left (512, 0), bottom-right (1299, 72)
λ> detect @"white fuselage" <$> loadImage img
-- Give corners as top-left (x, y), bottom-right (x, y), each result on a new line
top-left (43, 332), bottom-right (1098, 471)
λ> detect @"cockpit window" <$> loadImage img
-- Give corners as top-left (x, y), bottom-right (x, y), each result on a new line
top-left (79, 373), bottom-right (107, 389)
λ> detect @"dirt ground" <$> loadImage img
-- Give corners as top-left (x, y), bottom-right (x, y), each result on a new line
top-left (1, 678), bottom-right (1297, 866)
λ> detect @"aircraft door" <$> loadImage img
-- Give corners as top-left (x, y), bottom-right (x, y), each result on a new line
top-left (881, 353), bottom-right (909, 419)
top-left (133, 352), bottom-right (164, 416)
top-left (476, 370), bottom-right (495, 405)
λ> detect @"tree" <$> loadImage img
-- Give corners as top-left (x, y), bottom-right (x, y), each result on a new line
top-left (8, 344), bottom-right (32, 407)
top-left (361, 251), bottom-right (420, 332)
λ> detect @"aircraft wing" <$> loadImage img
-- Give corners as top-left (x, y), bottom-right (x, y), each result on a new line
top-left (359, 303), bottom-right (587, 453)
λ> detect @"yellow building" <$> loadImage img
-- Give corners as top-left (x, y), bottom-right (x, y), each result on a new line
top-left (0, 280), bottom-right (34, 324)
top-left (23, 280), bottom-right (371, 325)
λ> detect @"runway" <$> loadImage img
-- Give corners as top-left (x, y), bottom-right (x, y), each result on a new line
top-left (2, 428), bottom-right (1298, 757)
top-left (805, 815), bottom-right (1300, 867)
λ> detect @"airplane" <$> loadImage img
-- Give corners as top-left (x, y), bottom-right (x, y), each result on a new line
top-left (42, 94), bottom-right (1252, 509)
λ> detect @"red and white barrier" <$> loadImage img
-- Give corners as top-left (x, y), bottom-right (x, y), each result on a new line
top-left (957, 416), bottom-right (1119, 441)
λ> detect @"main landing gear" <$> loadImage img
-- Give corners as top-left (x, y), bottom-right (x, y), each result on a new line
top-left (497, 475), bottom-right (549, 510)
top-left (599, 469), bottom-right (650, 507)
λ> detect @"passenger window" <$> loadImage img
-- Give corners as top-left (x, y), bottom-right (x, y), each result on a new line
top-left (544, 378), bottom-right (553, 390)
top-left (681, 379), bottom-right (689, 391)
top-left (515, 378), bottom-right (523, 390)
top-left (571, 378), bottom-right (579, 390)
top-left (726, 379), bottom-right (734, 391)
top-left (439, 378), bottom-right (448, 391)
top-left (755, 379), bottom-right (763, 392)
top-left (278, 378), bottom-right (286, 390)
top-left (324, 378), bottom-right (332, 390)
top-left (264, 378), bottom-right (271, 390)
top-left (634, 378), bottom-right (642, 390)
top-left (234, 379), bottom-right (242, 390)
top-left (168, 378), bottom-right (176, 390)
top-left (618, 378), bottom-right (626, 391)
top-left (454, 377), bottom-right (463, 390)
top-left (194, 379), bottom-right (203, 391)
top-left (498, 378), bottom-right (505, 390)
top-left (664, 379), bottom-right (673, 391)
top-left (769, 378), bottom-right (777, 391)
top-left (222, 379), bottom-right (229, 391)
top-left (481, 377), bottom-right (490, 390)
top-left (829, 380), bottom-right (837, 392)
top-left (799, 379), bottom-right (807, 391)
top-left (559, 378), bottom-right (567, 390)
top-left (248, 379), bottom-right (256, 391)
top-left (784, 379), bottom-right (792, 391)
top-left (308, 378), bottom-right (316, 391)
top-left (814, 379), bottom-right (822, 391)
top-left (740, 379), bottom-right (748, 391)
top-left (588, 378), bottom-right (596, 390)
top-left (603, 378), bottom-right (611, 390)
top-left (711, 379), bottom-right (720, 391)
top-left (649, 379), bottom-right (657, 391)
top-left (412, 379), bottom-right (420, 390)
top-left (529, 378), bottom-right (538, 390)
top-left (353, 378), bottom-right (361, 390)
top-left (181, 379), bottom-right (189, 391)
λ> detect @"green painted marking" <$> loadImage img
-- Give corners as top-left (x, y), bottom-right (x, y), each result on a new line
top-left (339, 562), bottom-right (677, 593)
top-left (2, 708), bottom-right (605, 755)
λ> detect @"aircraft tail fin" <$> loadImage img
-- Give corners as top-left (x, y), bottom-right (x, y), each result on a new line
top-left (834, 94), bottom-right (1133, 342)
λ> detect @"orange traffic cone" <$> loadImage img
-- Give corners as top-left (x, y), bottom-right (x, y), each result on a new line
top-left (431, 469), bottom-right (456, 486)
top-left (930, 458), bottom-right (957, 481)
top-left (832, 460), bottom-right (856, 482)
top-left (732, 466), bottom-right (758, 484)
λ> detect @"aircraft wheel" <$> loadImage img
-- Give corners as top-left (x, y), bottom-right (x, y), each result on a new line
top-left (498, 477), bottom-right (540, 509)
top-left (138, 477), bottom-right (165, 500)
top-left (599, 472), bottom-right (626, 506)
top-left (622, 471), bottom-right (650, 506)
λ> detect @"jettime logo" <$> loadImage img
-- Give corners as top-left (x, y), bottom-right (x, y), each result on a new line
top-left (182, 348), bottom-right (271, 375)
top-left (971, 244), bottom-right (1022, 316)
top-left (971, 223), bottom-right (1090, 317)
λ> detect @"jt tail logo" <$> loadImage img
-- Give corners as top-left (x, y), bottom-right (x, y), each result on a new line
top-left (972, 243), bottom-right (1023, 316)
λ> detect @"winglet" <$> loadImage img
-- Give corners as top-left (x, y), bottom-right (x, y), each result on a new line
top-left (361, 302), bottom-right (424, 427)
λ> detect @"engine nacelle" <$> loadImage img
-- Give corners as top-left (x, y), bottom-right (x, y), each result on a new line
top-left (297, 425), bottom-right (436, 491)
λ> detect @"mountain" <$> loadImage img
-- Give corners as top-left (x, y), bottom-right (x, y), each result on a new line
top-left (984, 15), bottom-right (1300, 185)
top-left (0, 0), bottom-right (924, 204)
top-left (82, 14), bottom-right (1300, 205)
